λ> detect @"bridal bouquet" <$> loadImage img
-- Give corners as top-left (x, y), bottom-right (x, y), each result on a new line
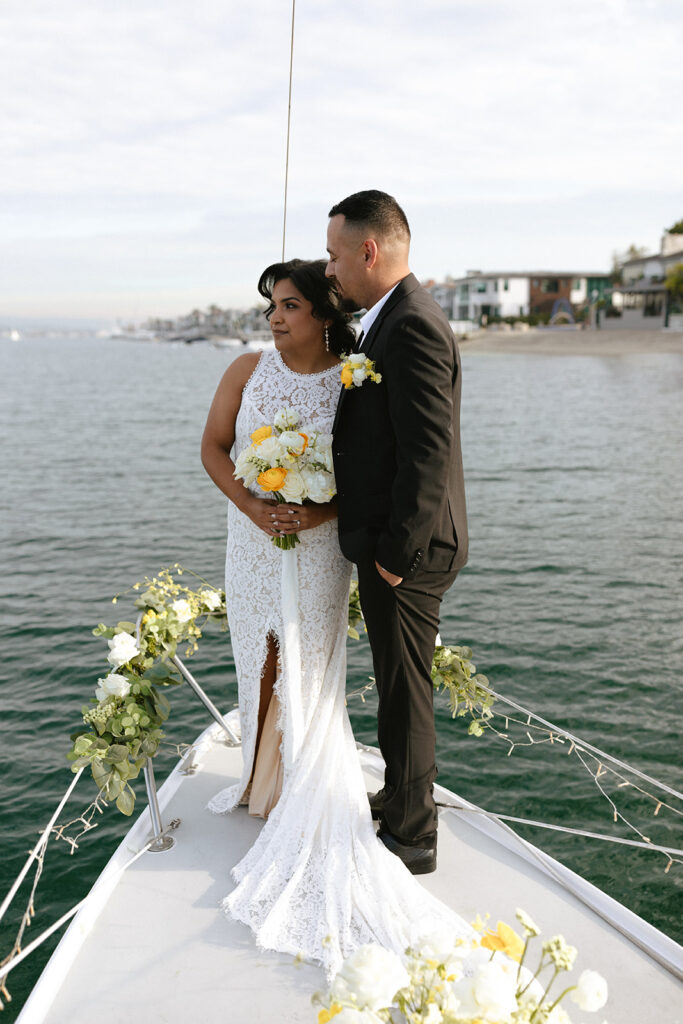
top-left (234, 405), bottom-right (336, 549)
top-left (314, 910), bottom-right (608, 1024)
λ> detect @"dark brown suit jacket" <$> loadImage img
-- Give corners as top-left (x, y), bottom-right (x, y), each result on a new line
top-left (332, 273), bottom-right (468, 579)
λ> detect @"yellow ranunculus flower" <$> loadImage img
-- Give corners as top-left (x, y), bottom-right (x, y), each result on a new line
top-left (251, 425), bottom-right (272, 445)
top-left (257, 466), bottom-right (288, 492)
top-left (341, 365), bottom-right (354, 389)
top-left (481, 920), bottom-right (525, 962)
top-left (318, 1005), bottom-right (343, 1024)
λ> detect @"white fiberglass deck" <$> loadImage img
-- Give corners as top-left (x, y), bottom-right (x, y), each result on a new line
top-left (17, 720), bottom-right (683, 1024)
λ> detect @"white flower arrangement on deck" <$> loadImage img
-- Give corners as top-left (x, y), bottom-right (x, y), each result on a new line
top-left (313, 910), bottom-right (609, 1024)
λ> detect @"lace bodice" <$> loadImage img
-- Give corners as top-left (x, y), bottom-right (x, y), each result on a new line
top-left (234, 349), bottom-right (342, 465)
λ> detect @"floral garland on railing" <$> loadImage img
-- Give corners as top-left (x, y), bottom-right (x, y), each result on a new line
top-left (67, 567), bottom-right (495, 816)
top-left (314, 909), bottom-right (609, 1024)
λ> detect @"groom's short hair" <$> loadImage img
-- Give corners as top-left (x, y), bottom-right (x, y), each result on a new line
top-left (328, 190), bottom-right (411, 244)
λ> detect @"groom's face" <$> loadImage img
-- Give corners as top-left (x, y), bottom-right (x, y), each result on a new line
top-left (325, 215), bottom-right (367, 312)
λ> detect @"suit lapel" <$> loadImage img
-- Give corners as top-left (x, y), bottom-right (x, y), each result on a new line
top-left (333, 274), bottom-right (421, 434)
top-left (362, 273), bottom-right (420, 359)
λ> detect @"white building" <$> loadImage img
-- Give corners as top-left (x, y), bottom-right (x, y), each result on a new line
top-left (427, 272), bottom-right (610, 323)
top-left (614, 230), bottom-right (683, 329)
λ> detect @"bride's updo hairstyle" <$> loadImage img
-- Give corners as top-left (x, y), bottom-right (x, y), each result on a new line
top-left (258, 258), bottom-right (356, 358)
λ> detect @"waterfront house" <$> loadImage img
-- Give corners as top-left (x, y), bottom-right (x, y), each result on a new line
top-left (426, 271), bottom-right (610, 323)
top-left (613, 229), bottom-right (683, 329)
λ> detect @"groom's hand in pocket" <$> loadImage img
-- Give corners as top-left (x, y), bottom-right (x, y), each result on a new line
top-left (375, 561), bottom-right (403, 587)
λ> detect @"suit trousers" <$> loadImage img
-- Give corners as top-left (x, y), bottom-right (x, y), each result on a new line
top-left (356, 556), bottom-right (458, 848)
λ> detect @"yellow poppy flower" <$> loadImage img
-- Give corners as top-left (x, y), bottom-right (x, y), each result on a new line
top-left (341, 365), bottom-right (354, 389)
top-left (257, 467), bottom-right (288, 492)
top-left (481, 920), bottom-right (525, 962)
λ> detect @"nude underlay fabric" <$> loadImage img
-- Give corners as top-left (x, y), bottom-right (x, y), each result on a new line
top-left (244, 691), bottom-right (283, 819)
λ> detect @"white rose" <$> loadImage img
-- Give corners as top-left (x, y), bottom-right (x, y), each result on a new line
top-left (278, 430), bottom-right (307, 455)
top-left (107, 632), bottom-right (140, 668)
top-left (348, 353), bottom-right (366, 366)
top-left (307, 436), bottom-right (333, 473)
top-left (453, 959), bottom-right (517, 1023)
top-left (473, 962), bottom-right (518, 1021)
top-left (255, 435), bottom-right (285, 464)
top-left (171, 599), bottom-right (192, 623)
top-left (301, 466), bottom-right (335, 503)
top-left (330, 944), bottom-right (409, 1012)
top-left (278, 468), bottom-right (306, 503)
top-left (352, 368), bottom-right (366, 387)
top-left (199, 589), bottom-right (221, 610)
top-left (95, 672), bottom-right (131, 701)
top-left (570, 970), bottom-right (608, 1013)
top-left (410, 924), bottom-right (459, 963)
top-left (234, 449), bottom-right (260, 486)
top-left (274, 405), bottom-right (299, 430)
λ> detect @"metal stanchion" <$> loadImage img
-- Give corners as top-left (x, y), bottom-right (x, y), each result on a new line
top-left (143, 759), bottom-right (176, 852)
top-left (171, 655), bottom-right (240, 746)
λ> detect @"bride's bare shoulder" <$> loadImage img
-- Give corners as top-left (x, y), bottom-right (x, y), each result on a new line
top-left (217, 351), bottom-right (262, 391)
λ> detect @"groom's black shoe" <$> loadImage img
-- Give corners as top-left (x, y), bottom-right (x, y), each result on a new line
top-left (367, 789), bottom-right (387, 821)
top-left (377, 828), bottom-right (437, 875)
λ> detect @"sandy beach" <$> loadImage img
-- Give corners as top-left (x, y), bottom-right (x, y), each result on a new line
top-left (459, 327), bottom-right (683, 356)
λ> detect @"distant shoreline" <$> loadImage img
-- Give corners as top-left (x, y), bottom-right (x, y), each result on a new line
top-left (459, 327), bottom-right (683, 356)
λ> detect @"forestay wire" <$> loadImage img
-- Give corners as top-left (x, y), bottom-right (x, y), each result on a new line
top-left (281, 0), bottom-right (296, 262)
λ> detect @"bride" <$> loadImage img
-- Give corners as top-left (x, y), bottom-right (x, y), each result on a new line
top-left (201, 258), bottom-right (471, 977)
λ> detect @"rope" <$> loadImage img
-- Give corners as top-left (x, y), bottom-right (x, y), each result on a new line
top-left (281, 0), bottom-right (296, 262)
top-left (437, 800), bottom-right (683, 983)
top-left (482, 684), bottom-right (683, 802)
top-left (435, 802), bottom-right (683, 857)
top-left (0, 824), bottom-right (177, 984)
top-left (0, 768), bottom-right (84, 926)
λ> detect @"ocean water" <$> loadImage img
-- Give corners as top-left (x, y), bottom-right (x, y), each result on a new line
top-left (1, 332), bottom-right (682, 1016)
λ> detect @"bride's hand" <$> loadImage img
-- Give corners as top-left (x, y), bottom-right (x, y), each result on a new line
top-left (271, 500), bottom-right (337, 535)
top-left (242, 497), bottom-right (287, 537)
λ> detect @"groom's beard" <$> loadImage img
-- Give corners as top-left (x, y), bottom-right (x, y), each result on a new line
top-left (339, 296), bottom-right (362, 314)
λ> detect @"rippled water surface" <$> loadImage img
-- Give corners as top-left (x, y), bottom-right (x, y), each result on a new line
top-left (1, 333), bottom-right (682, 1016)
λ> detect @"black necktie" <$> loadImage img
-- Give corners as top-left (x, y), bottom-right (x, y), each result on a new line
top-left (355, 330), bottom-right (365, 352)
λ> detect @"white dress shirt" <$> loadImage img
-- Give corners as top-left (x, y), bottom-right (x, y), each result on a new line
top-left (357, 281), bottom-right (401, 348)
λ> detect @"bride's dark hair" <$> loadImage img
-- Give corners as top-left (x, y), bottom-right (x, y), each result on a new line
top-left (257, 259), bottom-right (356, 357)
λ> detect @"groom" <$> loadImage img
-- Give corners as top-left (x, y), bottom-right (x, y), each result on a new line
top-left (328, 190), bottom-right (468, 874)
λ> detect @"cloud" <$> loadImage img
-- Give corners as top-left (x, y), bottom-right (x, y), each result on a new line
top-left (1, 0), bottom-right (682, 315)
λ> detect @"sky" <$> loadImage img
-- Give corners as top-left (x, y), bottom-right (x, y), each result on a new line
top-left (1, 0), bottom-right (682, 321)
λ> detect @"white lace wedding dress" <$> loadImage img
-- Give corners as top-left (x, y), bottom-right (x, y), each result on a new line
top-left (208, 348), bottom-right (472, 977)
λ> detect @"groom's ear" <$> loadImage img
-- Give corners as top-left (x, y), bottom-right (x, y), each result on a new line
top-left (363, 239), bottom-right (379, 268)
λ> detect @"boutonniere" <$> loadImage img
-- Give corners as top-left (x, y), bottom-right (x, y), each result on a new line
top-left (340, 352), bottom-right (382, 390)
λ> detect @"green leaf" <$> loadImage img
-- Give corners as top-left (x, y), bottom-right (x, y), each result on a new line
top-left (116, 788), bottom-right (135, 816)
top-left (106, 775), bottom-right (124, 799)
top-left (116, 621), bottom-right (137, 633)
top-left (105, 744), bottom-right (129, 763)
top-left (92, 760), bottom-right (113, 788)
top-left (92, 624), bottom-right (115, 638)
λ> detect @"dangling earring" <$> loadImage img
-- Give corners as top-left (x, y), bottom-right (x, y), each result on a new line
top-left (324, 325), bottom-right (330, 352)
